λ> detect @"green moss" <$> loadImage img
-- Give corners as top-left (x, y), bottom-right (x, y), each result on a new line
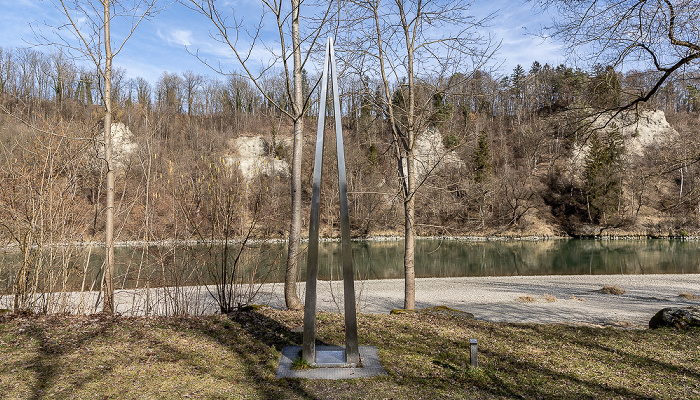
top-left (390, 305), bottom-right (474, 318)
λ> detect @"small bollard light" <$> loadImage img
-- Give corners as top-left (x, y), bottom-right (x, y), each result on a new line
top-left (469, 339), bottom-right (478, 368)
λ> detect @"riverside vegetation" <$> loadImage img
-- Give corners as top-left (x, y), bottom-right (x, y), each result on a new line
top-left (4, 49), bottom-right (700, 243)
top-left (3, 46), bottom-right (700, 312)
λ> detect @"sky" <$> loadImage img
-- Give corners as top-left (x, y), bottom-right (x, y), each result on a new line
top-left (0, 0), bottom-right (567, 84)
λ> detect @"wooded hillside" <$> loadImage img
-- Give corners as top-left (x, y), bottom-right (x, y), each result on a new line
top-left (2, 47), bottom-right (700, 245)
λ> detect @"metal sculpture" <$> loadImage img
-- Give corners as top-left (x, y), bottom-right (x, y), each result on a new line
top-left (302, 37), bottom-right (359, 366)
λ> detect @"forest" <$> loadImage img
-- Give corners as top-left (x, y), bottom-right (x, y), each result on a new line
top-left (2, 47), bottom-right (700, 246)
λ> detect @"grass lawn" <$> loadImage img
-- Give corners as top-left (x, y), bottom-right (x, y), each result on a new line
top-left (0, 307), bottom-right (698, 399)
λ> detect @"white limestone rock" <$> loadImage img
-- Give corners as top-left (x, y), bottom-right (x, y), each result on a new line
top-left (225, 136), bottom-right (290, 180)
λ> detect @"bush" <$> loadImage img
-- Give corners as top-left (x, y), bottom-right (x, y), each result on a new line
top-left (601, 285), bottom-right (625, 295)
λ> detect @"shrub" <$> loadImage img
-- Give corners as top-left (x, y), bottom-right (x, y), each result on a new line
top-left (601, 285), bottom-right (625, 295)
top-left (518, 295), bottom-right (537, 303)
top-left (679, 292), bottom-right (699, 300)
top-left (543, 294), bottom-right (557, 302)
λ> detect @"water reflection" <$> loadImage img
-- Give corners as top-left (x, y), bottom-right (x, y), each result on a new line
top-left (342, 239), bottom-right (700, 279)
top-left (2, 239), bottom-right (698, 292)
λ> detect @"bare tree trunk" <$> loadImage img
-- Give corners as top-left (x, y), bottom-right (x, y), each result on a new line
top-left (102, 0), bottom-right (115, 314)
top-left (402, 7), bottom-right (417, 309)
top-left (679, 168), bottom-right (683, 202)
top-left (403, 149), bottom-right (415, 310)
top-left (285, 122), bottom-right (303, 310)
top-left (284, 0), bottom-right (303, 310)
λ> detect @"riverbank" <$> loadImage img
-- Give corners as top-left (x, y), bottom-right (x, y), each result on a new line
top-left (9, 232), bottom-right (700, 252)
top-left (9, 274), bottom-right (696, 329)
top-left (258, 274), bottom-right (700, 329)
top-left (1, 234), bottom-right (567, 252)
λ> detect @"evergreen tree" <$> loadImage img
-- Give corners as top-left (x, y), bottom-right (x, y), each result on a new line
top-left (511, 64), bottom-right (526, 92)
top-left (590, 64), bottom-right (621, 109)
top-left (684, 84), bottom-right (700, 112)
top-left (429, 92), bottom-right (452, 125)
top-left (473, 130), bottom-right (491, 184)
top-left (584, 130), bottom-right (625, 224)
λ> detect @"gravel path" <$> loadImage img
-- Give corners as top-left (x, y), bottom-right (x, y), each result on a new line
top-left (13, 274), bottom-right (697, 328)
top-left (254, 274), bottom-right (700, 328)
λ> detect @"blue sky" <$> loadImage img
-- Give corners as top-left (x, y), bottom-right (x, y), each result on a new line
top-left (0, 0), bottom-right (566, 84)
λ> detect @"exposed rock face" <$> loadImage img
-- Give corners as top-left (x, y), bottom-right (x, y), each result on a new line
top-left (111, 123), bottom-right (138, 160)
top-left (224, 136), bottom-right (290, 180)
top-left (407, 127), bottom-right (465, 180)
top-left (649, 306), bottom-right (700, 329)
top-left (571, 109), bottom-right (679, 170)
top-left (96, 123), bottom-right (137, 171)
top-left (227, 129), bottom-right (461, 182)
top-left (592, 109), bottom-right (679, 157)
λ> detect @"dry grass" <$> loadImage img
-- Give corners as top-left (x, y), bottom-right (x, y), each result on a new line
top-left (601, 285), bottom-right (626, 295)
top-left (517, 295), bottom-right (538, 303)
top-left (542, 294), bottom-right (557, 302)
top-left (679, 292), bottom-right (700, 300)
top-left (1, 309), bottom-right (699, 399)
top-left (569, 295), bottom-right (586, 302)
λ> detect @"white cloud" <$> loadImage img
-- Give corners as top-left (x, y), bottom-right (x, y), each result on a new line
top-left (172, 30), bottom-right (193, 46)
top-left (158, 28), bottom-right (194, 47)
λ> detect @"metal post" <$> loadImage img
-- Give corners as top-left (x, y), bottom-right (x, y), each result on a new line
top-left (301, 38), bottom-right (331, 365)
top-left (469, 339), bottom-right (478, 368)
top-left (302, 37), bottom-right (359, 366)
top-left (329, 38), bottom-right (359, 365)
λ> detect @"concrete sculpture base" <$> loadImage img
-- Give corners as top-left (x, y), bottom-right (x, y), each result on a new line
top-left (276, 345), bottom-right (386, 380)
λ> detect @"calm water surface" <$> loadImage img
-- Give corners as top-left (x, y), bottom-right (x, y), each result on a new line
top-left (2, 239), bottom-right (699, 290)
top-left (339, 238), bottom-right (700, 279)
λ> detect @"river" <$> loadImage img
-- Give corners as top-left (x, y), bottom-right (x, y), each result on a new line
top-left (3, 238), bottom-right (699, 292)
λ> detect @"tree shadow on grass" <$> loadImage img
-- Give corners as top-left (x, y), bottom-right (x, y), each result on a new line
top-left (348, 314), bottom-right (697, 399)
top-left (474, 322), bottom-right (699, 399)
top-left (217, 311), bottom-right (700, 399)
top-left (220, 309), bottom-right (321, 399)
top-left (12, 311), bottom-right (695, 399)
top-left (531, 324), bottom-right (700, 380)
top-left (206, 314), bottom-right (700, 399)
top-left (476, 349), bottom-right (651, 399)
top-left (8, 311), bottom-right (328, 400)
top-left (220, 309), bottom-right (392, 399)
top-left (16, 314), bottom-right (119, 400)
top-left (109, 312), bottom-right (323, 400)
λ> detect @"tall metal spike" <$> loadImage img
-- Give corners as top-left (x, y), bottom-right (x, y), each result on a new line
top-left (302, 37), bottom-right (359, 366)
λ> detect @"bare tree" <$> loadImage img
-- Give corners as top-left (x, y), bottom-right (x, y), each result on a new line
top-left (156, 72), bottom-right (184, 114)
top-left (344, 0), bottom-right (494, 309)
top-left (134, 77), bottom-right (152, 110)
top-left (182, 70), bottom-right (204, 117)
top-left (41, 0), bottom-right (158, 313)
top-left (537, 0), bottom-right (700, 112)
top-left (0, 120), bottom-right (95, 313)
top-left (0, 48), bottom-right (12, 95)
top-left (185, 0), bottom-right (336, 310)
top-left (47, 49), bottom-right (77, 113)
